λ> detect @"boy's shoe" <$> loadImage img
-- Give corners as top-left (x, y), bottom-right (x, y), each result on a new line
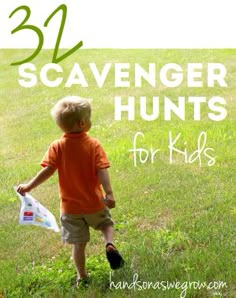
top-left (105, 242), bottom-right (125, 270)
top-left (76, 277), bottom-right (89, 289)
top-left (72, 276), bottom-right (90, 289)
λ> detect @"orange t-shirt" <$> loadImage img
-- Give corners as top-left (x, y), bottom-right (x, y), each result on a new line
top-left (40, 132), bottom-right (110, 214)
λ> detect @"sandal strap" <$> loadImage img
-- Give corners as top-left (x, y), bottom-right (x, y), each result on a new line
top-left (106, 242), bottom-right (116, 249)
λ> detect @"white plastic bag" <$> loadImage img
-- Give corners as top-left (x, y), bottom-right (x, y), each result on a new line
top-left (14, 187), bottom-right (60, 232)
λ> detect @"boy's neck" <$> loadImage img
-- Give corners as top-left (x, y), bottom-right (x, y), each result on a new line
top-left (61, 121), bottom-right (90, 134)
top-left (66, 129), bottom-right (85, 134)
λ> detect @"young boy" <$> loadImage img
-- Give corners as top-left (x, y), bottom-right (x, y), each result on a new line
top-left (17, 96), bottom-right (124, 286)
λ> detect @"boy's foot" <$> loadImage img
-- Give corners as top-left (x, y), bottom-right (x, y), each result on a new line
top-left (72, 276), bottom-right (90, 289)
top-left (76, 277), bottom-right (89, 289)
top-left (106, 242), bottom-right (125, 270)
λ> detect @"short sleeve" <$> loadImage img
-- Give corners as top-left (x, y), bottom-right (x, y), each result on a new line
top-left (95, 141), bottom-right (110, 169)
top-left (40, 142), bottom-right (59, 169)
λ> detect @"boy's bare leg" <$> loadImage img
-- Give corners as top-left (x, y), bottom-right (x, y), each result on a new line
top-left (101, 225), bottom-right (125, 269)
top-left (72, 243), bottom-right (87, 279)
top-left (101, 225), bottom-right (115, 251)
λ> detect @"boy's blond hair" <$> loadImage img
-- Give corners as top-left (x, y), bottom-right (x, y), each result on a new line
top-left (51, 96), bottom-right (91, 132)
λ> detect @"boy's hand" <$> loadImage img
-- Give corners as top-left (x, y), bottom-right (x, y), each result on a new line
top-left (17, 183), bottom-right (32, 196)
top-left (104, 193), bottom-right (116, 209)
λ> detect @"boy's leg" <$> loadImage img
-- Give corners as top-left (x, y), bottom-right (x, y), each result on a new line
top-left (101, 225), bottom-right (114, 247)
top-left (61, 214), bottom-right (90, 279)
top-left (101, 224), bottom-right (121, 253)
top-left (85, 209), bottom-right (124, 269)
top-left (101, 225), bottom-right (124, 269)
top-left (72, 242), bottom-right (88, 279)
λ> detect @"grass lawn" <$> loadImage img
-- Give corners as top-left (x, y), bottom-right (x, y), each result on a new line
top-left (0, 49), bottom-right (235, 297)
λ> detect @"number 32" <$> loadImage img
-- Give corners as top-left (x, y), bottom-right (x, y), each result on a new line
top-left (9, 4), bottom-right (83, 66)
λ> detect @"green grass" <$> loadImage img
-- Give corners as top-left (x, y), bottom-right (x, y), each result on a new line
top-left (0, 49), bottom-right (236, 297)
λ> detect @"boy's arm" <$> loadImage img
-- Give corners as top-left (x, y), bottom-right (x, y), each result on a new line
top-left (97, 168), bottom-right (115, 209)
top-left (17, 166), bottom-right (56, 195)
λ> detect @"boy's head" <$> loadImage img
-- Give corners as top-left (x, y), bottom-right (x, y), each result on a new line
top-left (51, 96), bottom-right (91, 133)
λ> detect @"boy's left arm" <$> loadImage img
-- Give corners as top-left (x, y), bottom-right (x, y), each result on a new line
top-left (17, 166), bottom-right (56, 195)
top-left (97, 168), bottom-right (115, 209)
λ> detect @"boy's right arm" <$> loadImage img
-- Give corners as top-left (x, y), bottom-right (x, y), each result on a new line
top-left (17, 166), bottom-right (56, 195)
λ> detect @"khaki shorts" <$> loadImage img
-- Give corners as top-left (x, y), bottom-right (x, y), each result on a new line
top-left (60, 207), bottom-right (114, 244)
